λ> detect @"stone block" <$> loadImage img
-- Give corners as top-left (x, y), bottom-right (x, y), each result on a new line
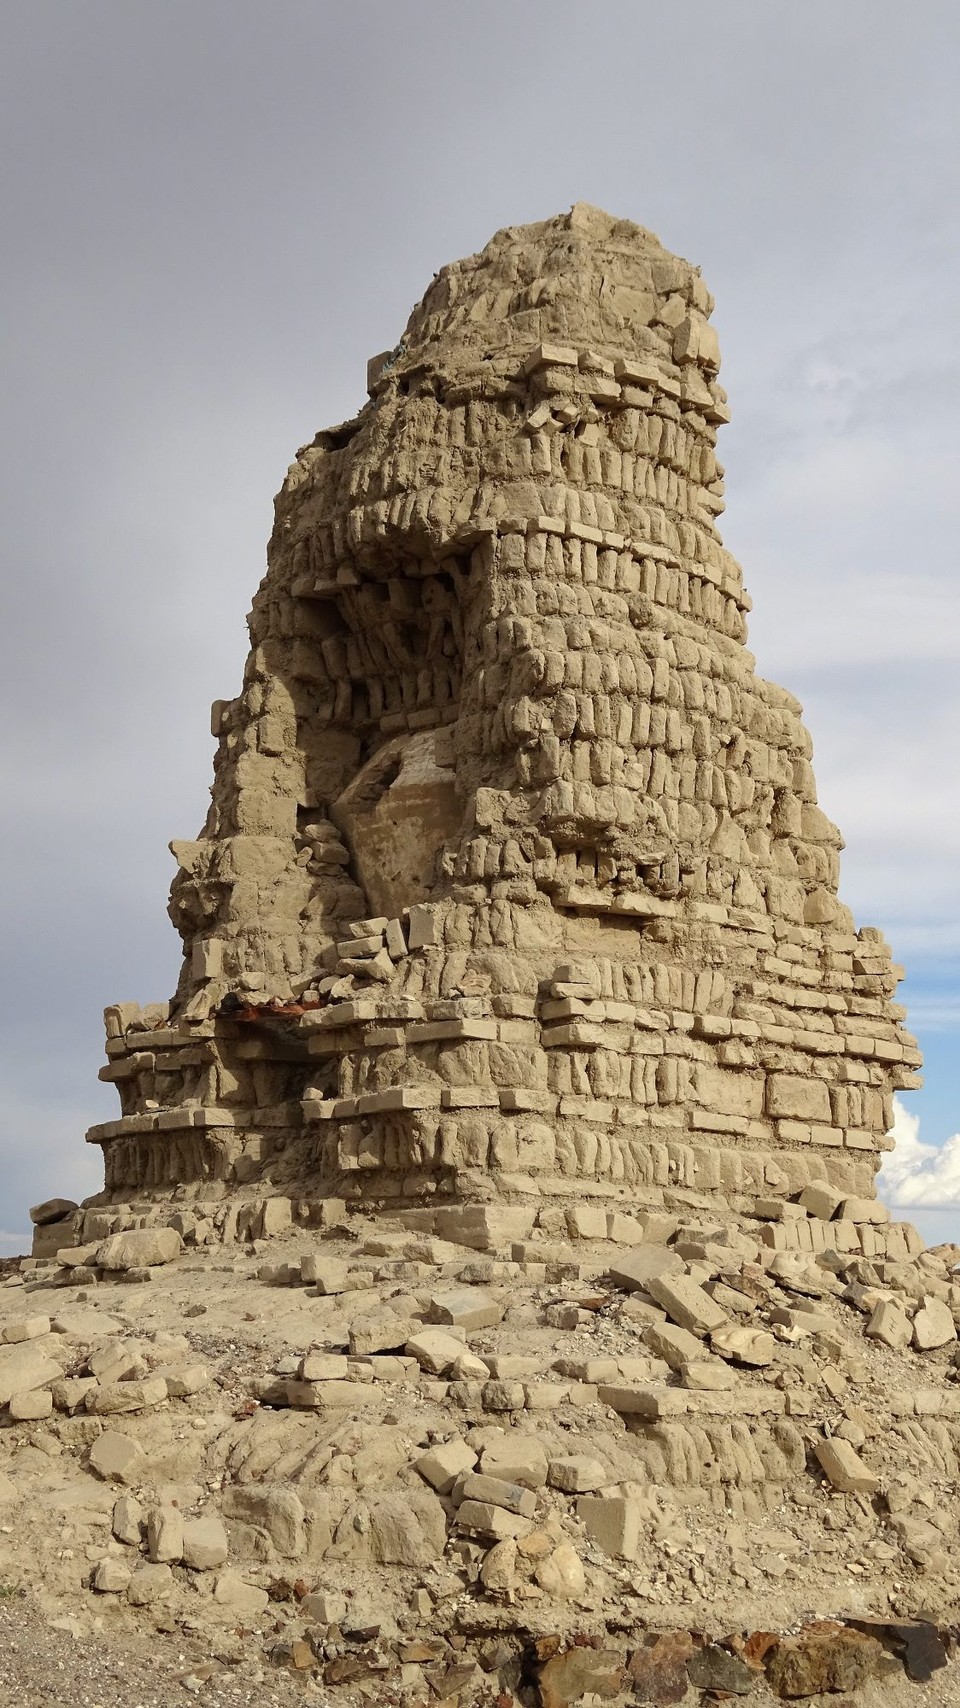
top-left (645, 1273), bottom-right (729, 1337)
top-left (643, 1322), bottom-right (702, 1370)
top-left (112, 1495), bottom-right (143, 1544)
top-left (606, 1246), bottom-right (683, 1293)
top-left (93, 1559), bottom-right (132, 1594)
top-left (127, 1563), bottom-right (173, 1606)
top-left (456, 1499), bottom-right (534, 1540)
top-left (710, 1324), bottom-right (776, 1366)
top-left (768, 1075), bottom-right (832, 1123)
top-left (220, 1486), bottom-right (306, 1557)
top-left (799, 1180), bottom-right (846, 1220)
top-left (87, 1376), bottom-right (168, 1415)
top-left (547, 1455), bottom-right (607, 1493)
top-left (815, 1437), bottom-right (879, 1493)
top-left (406, 1328), bottom-right (469, 1374)
top-left (8, 1387), bottom-right (53, 1420)
top-left (865, 1299), bottom-right (911, 1350)
top-left (428, 1288), bottom-right (503, 1330)
top-left (0, 1315), bottom-right (50, 1345)
top-left (565, 1205), bottom-right (608, 1240)
top-left (912, 1297), bottom-right (956, 1350)
top-left (838, 1196), bottom-right (890, 1224)
top-left (29, 1197), bottom-right (78, 1226)
top-left (415, 1437), bottom-right (477, 1493)
top-left (146, 1506), bottom-right (183, 1564)
top-left (577, 1495), bottom-right (640, 1561)
top-left (89, 1431), bottom-right (145, 1485)
top-left (213, 1573), bottom-right (270, 1616)
top-left (0, 1342), bottom-right (62, 1405)
top-left (457, 1472), bottom-right (537, 1517)
top-left (481, 1437), bottom-right (549, 1488)
top-left (299, 1353), bottom-right (349, 1381)
top-left (300, 1255), bottom-right (350, 1292)
top-left (96, 1228), bottom-right (182, 1270)
top-left (181, 1515), bottom-right (229, 1570)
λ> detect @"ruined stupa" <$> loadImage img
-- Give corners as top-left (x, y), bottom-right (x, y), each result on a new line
top-left (88, 204), bottom-right (920, 1235)
top-left (13, 210), bottom-right (960, 1708)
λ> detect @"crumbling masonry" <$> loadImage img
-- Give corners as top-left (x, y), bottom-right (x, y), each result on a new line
top-left (88, 205), bottom-right (921, 1235)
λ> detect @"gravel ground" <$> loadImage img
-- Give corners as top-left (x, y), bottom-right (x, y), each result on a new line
top-left (0, 1593), bottom-right (323, 1708)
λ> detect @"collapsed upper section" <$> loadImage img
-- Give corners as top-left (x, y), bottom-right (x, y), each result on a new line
top-left (376, 203), bottom-right (722, 408)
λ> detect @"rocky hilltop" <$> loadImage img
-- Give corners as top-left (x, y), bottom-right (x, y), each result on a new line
top-left (2, 208), bottom-right (952, 1707)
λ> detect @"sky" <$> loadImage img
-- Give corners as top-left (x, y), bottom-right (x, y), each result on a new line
top-left (1, 2), bottom-right (958, 1251)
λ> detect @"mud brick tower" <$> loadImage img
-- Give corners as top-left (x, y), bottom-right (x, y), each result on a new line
top-left (89, 205), bottom-right (921, 1234)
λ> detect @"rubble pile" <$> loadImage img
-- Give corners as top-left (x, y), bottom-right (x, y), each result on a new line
top-left (3, 1189), bottom-right (960, 1701)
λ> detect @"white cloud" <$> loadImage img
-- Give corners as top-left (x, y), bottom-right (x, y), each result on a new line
top-left (898, 994), bottom-right (960, 1031)
top-left (879, 1098), bottom-right (960, 1209)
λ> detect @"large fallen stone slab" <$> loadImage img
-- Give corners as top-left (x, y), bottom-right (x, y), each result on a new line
top-left (96, 1228), bottom-right (182, 1270)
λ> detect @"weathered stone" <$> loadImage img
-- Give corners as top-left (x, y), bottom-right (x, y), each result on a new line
top-left (681, 1359), bottom-right (738, 1391)
top-left (799, 1182), bottom-right (845, 1221)
top-left (213, 1573), bottom-right (270, 1616)
top-left (535, 1542), bottom-right (586, 1600)
top-left (146, 1506), bottom-right (183, 1564)
top-left (181, 1515), bottom-right (229, 1570)
top-left (29, 1198), bottom-right (78, 1226)
top-left (93, 1559), bottom-right (132, 1593)
top-left (86, 1375), bottom-right (168, 1414)
top-left (815, 1437), bottom-right (879, 1494)
top-left (577, 1495), bottom-right (642, 1561)
top-left (547, 1455), bottom-right (607, 1493)
top-left (89, 1431), bottom-right (145, 1485)
top-left (536, 1643), bottom-right (624, 1708)
top-left (480, 1437), bottom-right (549, 1489)
top-left (765, 1627), bottom-right (883, 1697)
top-left (0, 1342), bottom-right (61, 1405)
top-left (479, 1538), bottom-right (517, 1592)
top-left (8, 1386), bottom-right (53, 1420)
top-left (606, 1246), bottom-right (683, 1293)
top-left (687, 1644), bottom-right (754, 1694)
top-left (405, 1327), bottom-right (467, 1374)
top-left (710, 1323), bottom-right (776, 1366)
top-left (300, 1589), bottom-right (348, 1624)
top-left (220, 1486), bottom-right (306, 1557)
top-left (0, 1314), bottom-right (50, 1344)
top-left (428, 1288), bottom-right (503, 1330)
top-left (112, 1495), bottom-right (143, 1544)
top-left (52, 1376), bottom-right (98, 1414)
top-left (367, 1488), bottom-right (446, 1564)
top-left (866, 1298), bottom-right (911, 1349)
top-left (414, 1436), bottom-right (477, 1493)
top-left (96, 1228), bottom-right (182, 1269)
top-left (643, 1321), bottom-right (702, 1369)
top-left (627, 1632), bottom-right (695, 1704)
top-left (646, 1274), bottom-right (729, 1338)
top-left (457, 1471), bottom-right (537, 1517)
top-left (300, 1255), bottom-right (349, 1292)
top-left (127, 1562), bottom-right (174, 1606)
top-left (299, 1352), bottom-right (349, 1381)
top-left (348, 1310), bottom-right (407, 1355)
top-left (456, 1499), bottom-right (533, 1540)
top-left (912, 1296), bottom-right (957, 1350)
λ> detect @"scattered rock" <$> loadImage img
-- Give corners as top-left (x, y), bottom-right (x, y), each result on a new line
top-left (88, 1431), bottom-right (145, 1485)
